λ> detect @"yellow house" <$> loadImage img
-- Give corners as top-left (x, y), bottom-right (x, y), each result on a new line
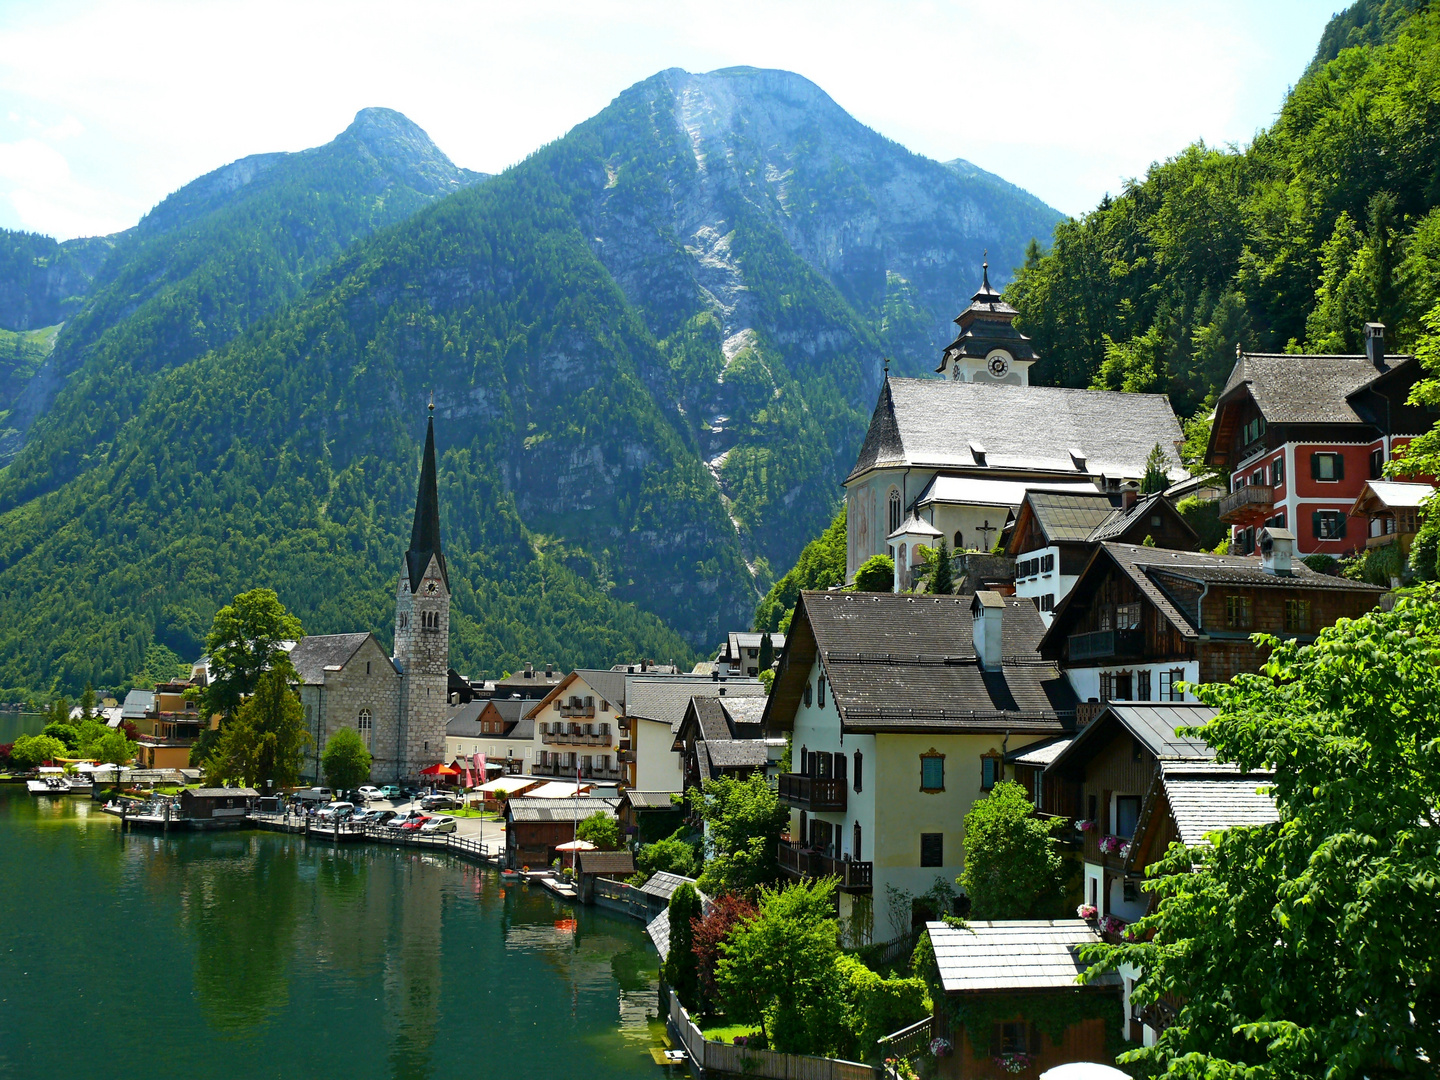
top-left (762, 590), bottom-right (1077, 943)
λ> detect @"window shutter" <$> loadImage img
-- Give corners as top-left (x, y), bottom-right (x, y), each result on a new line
top-left (835, 754), bottom-right (846, 782)
top-left (1310, 453), bottom-right (1321, 480)
top-left (1312, 511), bottom-right (1322, 538)
top-left (854, 751), bottom-right (863, 792)
top-left (1333, 454), bottom-right (1345, 480)
top-left (1337, 514), bottom-right (1347, 538)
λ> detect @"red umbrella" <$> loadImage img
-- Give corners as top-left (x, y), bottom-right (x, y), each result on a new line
top-left (420, 763), bottom-right (460, 776)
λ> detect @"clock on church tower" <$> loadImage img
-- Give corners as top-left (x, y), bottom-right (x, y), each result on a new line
top-left (936, 261), bottom-right (1037, 386)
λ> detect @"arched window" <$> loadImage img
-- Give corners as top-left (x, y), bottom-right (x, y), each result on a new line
top-left (853, 820), bottom-right (862, 861)
top-left (799, 745), bottom-right (808, 775)
top-left (358, 709), bottom-right (373, 748)
top-left (954, 530), bottom-right (964, 549)
top-left (888, 488), bottom-right (902, 533)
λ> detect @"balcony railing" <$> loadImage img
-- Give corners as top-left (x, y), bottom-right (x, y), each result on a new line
top-left (559, 704), bottom-right (596, 718)
top-left (1067, 628), bottom-right (1144, 663)
top-left (778, 773), bottom-right (847, 812)
top-left (540, 728), bottom-right (611, 746)
top-left (1218, 484), bottom-right (1274, 523)
top-left (777, 842), bottom-right (872, 891)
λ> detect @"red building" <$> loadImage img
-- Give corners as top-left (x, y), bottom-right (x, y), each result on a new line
top-left (1206, 323), bottom-right (1435, 556)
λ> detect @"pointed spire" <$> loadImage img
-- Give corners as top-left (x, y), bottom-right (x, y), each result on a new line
top-left (981, 250), bottom-right (991, 291)
top-left (406, 408), bottom-right (447, 592)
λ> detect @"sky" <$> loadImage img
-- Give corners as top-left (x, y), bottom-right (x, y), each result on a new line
top-left (0, 0), bottom-right (1342, 241)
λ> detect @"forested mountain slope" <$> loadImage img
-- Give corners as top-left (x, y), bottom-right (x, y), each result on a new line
top-left (0, 68), bottom-right (1059, 695)
top-left (1007, 1), bottom-right (1440, 420)
top-left (0, 107), bottom-right (485, 494)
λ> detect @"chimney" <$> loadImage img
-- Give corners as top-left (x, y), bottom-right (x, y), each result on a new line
top-left (711, 669), bottom-right (719, 681)
top-left (1120, 480), bottom-right (1140, 511)
top-left (1365, 322), bottom-right (1386, 368)
top-left (1259, 527), bottom-right (1295, 577)
top-left (971, 591), bottom-right (1006, 670)
top-left (545, 663), bottom-right (553, 677)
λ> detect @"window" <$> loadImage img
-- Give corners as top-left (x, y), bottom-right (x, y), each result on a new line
top-left (366, 661), bottom-right (371, 675)
top-left (1314, 511), bottom-right (1348, 540)
top-left (803, 682), bottom-right (813, 707)
top-left (1311, 452), bottom-right (1344, 481)
top-left (1099, 671), bottom-right (1114, 701)
top-left (1123, 878), bottom-right (1141, 904)
top-left (1226, 595), bottom-right (1253, 629)
top-left (853, 821), bottom-right (862, 861)
top-left (888, 488), bottom-right (902, 533)
top-left (818, 675), bottom-right (825, 708)
top-left (954, 530), bottom-right (964, 548)
top-left (990, 1022), bottom-right (1039, 1056)
top-left (1087, 794), bottom-right (1098, 822)
top-left (1113, 671), bottom-right (1133, 700)
top-left (853, 750), bottom-right (863, 793)
top-left (1159, 667), bottom-right (1186, 702)
top-left (1370, 447), bottom-right (1385, 479)
top-left (553, 700), bottom-right (561, 711)
top-left (981, 755), bottom-right (1000, 790)
top-left (1273, 456), bottom-right (1285, 487)
top-left (1042, 553), bottom-right (1055, 573)
top-left (834, 754), bottom-right (846, 783)
top-left (399, 613), bottom-right (408, 630)
top-left (1040, 594), bottom-right (1054, 612)
top-left (1115, 603), bottom-right (1141, 630)
top-left (920, 751), bottom-right (945, 792)
top-left (1241, 416), bottom-right (1266, 446)
top-left (584, 696), bottom-right (593, 708)
top-left (1285, 599), bottom-right (1311, 633)
top-left (920, 832), bottom-right (944, 867)
top-left (1115, 795), bottom-right (1141, 839)
top-left (1136, 670), bottom-right (1151, 701)
top-left (358, 709), bottom-right (372, 748)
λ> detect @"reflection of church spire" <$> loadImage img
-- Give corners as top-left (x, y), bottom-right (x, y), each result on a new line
top-left (405, 405), bottom-right (447, 593)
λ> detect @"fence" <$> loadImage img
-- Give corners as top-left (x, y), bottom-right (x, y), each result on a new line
top-left (875, 1016), bottom-right (932, 1061)
top-left (668, 994), bottom-right (875, 1080)
top-left (594, 877), bottom-right (650, 921)
top-left (246, 812), bottom-right (501, 863)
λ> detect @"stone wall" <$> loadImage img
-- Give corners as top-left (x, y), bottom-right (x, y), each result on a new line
top-left (298, 634), bottom-right (403, 785)
top-left (394, 553), bottom-right (451, 777)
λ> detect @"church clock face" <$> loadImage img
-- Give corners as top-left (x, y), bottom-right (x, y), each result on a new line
top-left (986, 350), bottom-right (1012, 378)
top-left (425, 580), bottom-right (439, 594)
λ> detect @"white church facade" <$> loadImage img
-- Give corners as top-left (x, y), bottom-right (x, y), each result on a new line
top-left (291, 408), bottom-right (452, 784)
top-left (845, 266), bottom-right (1189, 584)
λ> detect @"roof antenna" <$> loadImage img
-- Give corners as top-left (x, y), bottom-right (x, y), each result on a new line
top-left (982, 249), bottom-right (991, 291)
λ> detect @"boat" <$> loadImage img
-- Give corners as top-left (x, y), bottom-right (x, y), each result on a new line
top-left (501, 868), bottom-right (524, 882)
top-left (27, 777), bottom-right (74, 794)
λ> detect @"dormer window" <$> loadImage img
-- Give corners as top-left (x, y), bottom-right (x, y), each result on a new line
top-left (1069, 448), bottom-right (1087, 471)
top-left (969, 441), bottom-right (987, 466)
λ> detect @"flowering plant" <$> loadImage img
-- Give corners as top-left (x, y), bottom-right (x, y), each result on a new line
top-left (992, 1052), bottom-right (1034, 1074)
top-left (928, 1037), bottom-right (952, 1058)
top-left (1097, 833), bottom-right (1128, 855)
top-left (1099, 914), bottom-right (1127, 937)
top-left (1076, 904), bottom-right (1098, 921)
top-left (884, 1057), bottom-right (919, 1080)
top-left (1076, 819), bottom-right (1097, 832)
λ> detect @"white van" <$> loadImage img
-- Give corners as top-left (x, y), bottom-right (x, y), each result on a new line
top-left (293, 787), bottom-right (333, 803)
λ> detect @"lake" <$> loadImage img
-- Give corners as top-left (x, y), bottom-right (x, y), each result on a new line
top-left (0, 787), bottom-right (663, 1079)
top-left (0, 712), bottom-right (43, 744)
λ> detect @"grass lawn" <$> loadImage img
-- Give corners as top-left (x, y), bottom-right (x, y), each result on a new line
top-left (443, 806), bottom-right (498, 819)
top-left (700, 1021), bottom-right (763, 1044)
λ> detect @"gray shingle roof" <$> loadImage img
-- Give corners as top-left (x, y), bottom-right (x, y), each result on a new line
top-left (625, 790), bottom-right (682, 810)
top-left (1005, 736), bottom-right (1074, 767)
top-left (1046, 704), bottom-right (1217, 778)
top-left (186, 787), bottom-right (259, 798)
top-left (638, 871), bottom-right (698, 900)
top-left (1221, 352), bottom-right (1411, 426)
top-left (505, 797), bottom-right (619, 823)
top-left (576, 850), bottom-right (636, 876)
top-left (122, 689), bottom-right (155, 718)
top-left (628, 675), bottom-right (767, 732)
top-left (647, 908), bottom-right (672, 959)
top-left (785, 591), bottom-right (1076, 734)
top-left (1162, 772), bottom-right (1278, 846)
top-left (1024, 490), bottom-right (1123, 542)
top-left (702, 740), bottom-right (771, 769)
top-left (290, 633), bottom-right (375, 685)
top-left (847, 377), bottom-right (1186, 483)
top-left (927, 920), bottom-right (1121, 993)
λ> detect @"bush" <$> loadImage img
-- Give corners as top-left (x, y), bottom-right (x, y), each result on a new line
top-left (1176, 495), bottom-right (1226, 550)
top-left (834, 953), bottom-right (930, 1061)
top-left (1301, 552), bottom-right (1340, 575)
top-left (636, 828), bottom-right (698, 879)
top-left (663, 883), bottom-right (702, 1010)
top-left (11, 734), bottom-right (68, 769)
top-left (576, 810), bottom-right (621, 850)
top-left (321, 727), bottom-right (373, 791)
top-left (853, 554), bottom-right (894, 593)
top-left (960, 780), bottom-right (1064, 919)
top-left (693, 893), bottom-right (757, 1012)
top-left (41, 722), bottom-right (80, 750)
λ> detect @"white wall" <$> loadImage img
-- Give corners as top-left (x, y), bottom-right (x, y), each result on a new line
top-left (1012, 544), bottom-right (1078, 625)
top-left (1065, 662), bottom-right (1201, 705)
top-left (633, 716), bottom-right (684, 792)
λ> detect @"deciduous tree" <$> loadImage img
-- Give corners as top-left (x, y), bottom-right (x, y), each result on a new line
top-left (202, 588), bottom-right (303, 723)
top-left (960, 780), bottom-right (1064, 919)
top-left (852, 554), bottom-right (894, 593)
top-left (689, 771), bottom-right (788, 896)
top-left (10, 734), bottom-right (67, 769)
top-left (321, 727), bottom-right (373, 791)
top-left (575, 810), bottom-right (621, 850)
top-left (204, 668), bottom-right (309, 789)
top-left (1082, 586), bottom-right (1440, 1078)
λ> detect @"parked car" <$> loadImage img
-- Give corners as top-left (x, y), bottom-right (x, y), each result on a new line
top-left (420, 794), bottom-right (456, 811)
top-left (388, 810), bottom-right (425, 830)
top-left (399, 815), bottom-right (432, 832)
top-left (315, 801), bottom-right (355, 822)
top-left (350, 809), bottom-right (391, 827)
top-left (379, 785), bottom-right (401, 799)
top-left (420, 815), bottom-right (457, 834)
top-left (357, 786), bottom-right (384, 802)
top-left (293, 787), bottom-right (333, 804)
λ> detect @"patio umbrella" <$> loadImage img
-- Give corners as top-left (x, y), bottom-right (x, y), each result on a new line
top-left (1040, 1064), bottom-right (1131, 1080)
top-left (554, 839), bottom-right (597, 852)
top-left (420, 763), bottom-right (460, 777)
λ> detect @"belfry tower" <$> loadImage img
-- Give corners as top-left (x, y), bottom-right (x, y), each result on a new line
top-left (394, 404), bottom-right (451, 775)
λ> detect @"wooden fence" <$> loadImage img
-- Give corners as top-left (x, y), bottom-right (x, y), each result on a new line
top-left (246, 812), bottom-right (501, 863)
top-left (668, 994), bottom-right (875, 1080)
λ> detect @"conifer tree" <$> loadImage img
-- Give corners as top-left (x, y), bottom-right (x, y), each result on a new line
top-left (930, 537), bottom-right (954, 595)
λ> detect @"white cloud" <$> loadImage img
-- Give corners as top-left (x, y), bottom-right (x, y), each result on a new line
top-left (0, 0), bottom-right (1337, 238)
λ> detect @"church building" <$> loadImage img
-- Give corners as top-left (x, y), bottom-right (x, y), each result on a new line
top-left (291, 407), bottom-right (452, 784)
top-left (845, 265), bottom-right (1188, 584)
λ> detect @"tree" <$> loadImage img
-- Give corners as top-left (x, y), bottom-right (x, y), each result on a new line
top-left (575, 810), bottom-right (621, 850)
top-left (852, 554), bottom-right (894, 593)
top-left (10, 734), bottom-right (68, 769)
top-left (716, 877), bottom-right (846, 1054)
top-left (321, 727), bottom-right (373, 791)
top-left (41, 721), bottom-right (80, 750)
top-left (202, 588), bottom-right (304, 722)
top-left (204, 668), bottom-right (309, 788)
top-left (960, 780), bottom-right (1065, 919)
top-left (1082, 585), bottom-right (1440, 1079)
top-left (635, 828), bottom-right (699, 880)
top-left (692, 893), bottom-right (758, 1013)
top-left (757, 631), bottom-right (774, 673)
top-left (688, 771), bottom-right (789, 896)
top-left (90, 729), bottom-right (136, 766)
top-left (79, 684), bottom-right (96, 721)
top-left (1389, 300), bottom-right (1440, 578)
top-left (663, 882), bottom-right (702, 1011)
top-left (929, 536), bottom-right (954, 595)
top-left (1141, 441), bottom-right (1171, 494)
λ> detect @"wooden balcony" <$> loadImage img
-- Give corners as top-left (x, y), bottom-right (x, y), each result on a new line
top-left (778, 773), bottom-right (847, 812)
top-left (541, 729), bottom-right (611, 746)
top-left (1218, 484), bottom-right (1274, 523)
top-left (777, 842), bottom-right (872, 892)
top-left (559, 704), bottom-right (595, 718)
top-left (1067, 628), bottom-right (1144, 663)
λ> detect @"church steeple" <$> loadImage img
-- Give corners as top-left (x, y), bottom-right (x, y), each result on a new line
top-left (405, 404), bottom-right (447, 592)
top-left (935, 259), bottom-right (1038, 384)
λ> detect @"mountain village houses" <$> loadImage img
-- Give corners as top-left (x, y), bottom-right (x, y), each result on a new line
top-left (104, 269), bottom-right (1418, 1074)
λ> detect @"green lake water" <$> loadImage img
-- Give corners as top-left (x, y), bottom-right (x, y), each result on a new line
top-left (0, 712), bottom-right (43, 744)
top-left (0, 786), bottom-right (664, 1079)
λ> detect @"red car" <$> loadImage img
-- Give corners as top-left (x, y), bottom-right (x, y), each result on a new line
top-left (399, 815), bottom-right (431, 832)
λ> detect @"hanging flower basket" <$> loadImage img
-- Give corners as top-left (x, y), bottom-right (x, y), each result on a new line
top-left (928, 1037), bottom-right (952, 1058)
top-left (1099, 914), bottom-right (1128, 938)
top-left (992, 1052), bottom-right (1034, 1074)
top-left (1077, 904), bottom-right (1098, 921)
top-left (1077, 819), bottom-right (1097, 832)
top-left (1097, 833), bottom-right (1128, 855)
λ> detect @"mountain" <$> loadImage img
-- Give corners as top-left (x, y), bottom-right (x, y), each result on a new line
top-left (0, 107), bottom-right (486, 495)
top-left (1006, 0), bottom-right (1440, 421)
top-left (0, 231), bottom-right (116, 331)
top-left (0, 70), bottom-right (1060, 696)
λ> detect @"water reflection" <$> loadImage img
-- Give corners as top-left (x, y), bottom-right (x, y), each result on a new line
top-left (0, 791), bottom-right (661, 1080)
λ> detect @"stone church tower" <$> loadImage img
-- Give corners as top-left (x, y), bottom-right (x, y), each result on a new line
top-left (394, 405), bottom-right (450, 775)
